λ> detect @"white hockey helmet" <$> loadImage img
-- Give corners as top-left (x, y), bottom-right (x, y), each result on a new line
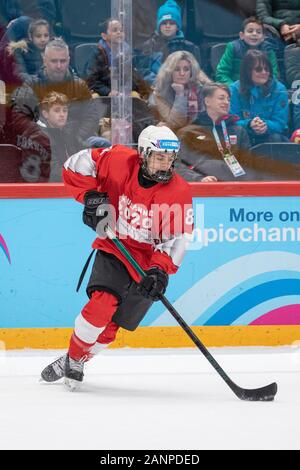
top-left (138, 125), bottom-right (180, 183)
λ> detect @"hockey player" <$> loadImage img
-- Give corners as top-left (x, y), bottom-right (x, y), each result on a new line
top-left (41, 125), bottom-right (193, 390)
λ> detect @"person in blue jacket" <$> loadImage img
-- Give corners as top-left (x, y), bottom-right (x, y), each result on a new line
top-left (133, 0), bottom-right (201, 85)
top-left (230, 49), bottom-right (289, 146)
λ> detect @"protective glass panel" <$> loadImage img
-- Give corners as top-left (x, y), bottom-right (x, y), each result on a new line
top-left (0, 0), bottom-right (299, 183)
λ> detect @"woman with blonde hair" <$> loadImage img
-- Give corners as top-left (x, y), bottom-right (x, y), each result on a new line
top-left (149, 50), bottom-right (211, 131)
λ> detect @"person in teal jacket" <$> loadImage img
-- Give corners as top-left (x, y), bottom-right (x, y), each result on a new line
top-left (229, 49), bottom-right (289, 146)
top-left (216, 16), bottom-right (278, 85)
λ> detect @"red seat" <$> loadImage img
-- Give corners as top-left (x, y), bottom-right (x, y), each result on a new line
top-left (0, 144), bottom-right (23, 183)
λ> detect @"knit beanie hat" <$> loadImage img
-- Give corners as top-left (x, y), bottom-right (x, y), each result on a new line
top-left (156, 0), bottom-right (182, 32)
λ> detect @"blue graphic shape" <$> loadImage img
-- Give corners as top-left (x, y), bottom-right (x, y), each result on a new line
top-left (203, 279), bottom-right (300, 325)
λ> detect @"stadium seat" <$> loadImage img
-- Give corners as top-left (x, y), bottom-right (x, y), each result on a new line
top-left (74, 43), bottom-right (98, 78)
top-left (284, 43), bottom-right (300, 88)
top-left (193, 0), bottom-right (243, 41)
top-left (210, 43), bottom-right (227, 73)
top-left (250, 143), bottom-right (300, 163)
top-left (60, 0), bottom-right (111, 42)
top-left (0, 144), bottom-right (23, 182)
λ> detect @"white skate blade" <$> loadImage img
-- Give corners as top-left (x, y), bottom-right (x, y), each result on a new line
top-left (64, 377), bottom-right (82, 392)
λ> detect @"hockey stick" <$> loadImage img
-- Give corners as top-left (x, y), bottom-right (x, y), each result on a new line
top-left (105, 226), bottom-right (277, 401)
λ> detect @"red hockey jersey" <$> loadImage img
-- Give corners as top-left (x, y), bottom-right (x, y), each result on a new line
top-left (63, 145), bottom-right (193, 282)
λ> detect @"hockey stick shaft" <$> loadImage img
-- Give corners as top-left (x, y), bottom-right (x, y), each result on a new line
top-left (106, 226), bottom-right (277, 401)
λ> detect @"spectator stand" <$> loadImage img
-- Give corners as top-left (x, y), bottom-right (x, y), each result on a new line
top-left (58, 0), bottom-right (111, 46)
top-left (192, 0), bottom-right (245, 75)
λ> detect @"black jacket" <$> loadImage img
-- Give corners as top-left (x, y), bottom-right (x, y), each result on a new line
top-left (86, 44), bottom-right (149, 98)
top-left (256, 0), bottom-right (300, 31)
top-left (11, 40), bottom-right (44, 83)
top-left (86, 44), bottom-right (111, 97)
top-left (176, 112), bottom-right (268, 182)
top-left (177, 111), bottom-right (300, 181)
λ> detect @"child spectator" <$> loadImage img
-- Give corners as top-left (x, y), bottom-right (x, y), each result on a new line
top-left (149, 50), bottom-right (210, 131)
top-left (37, 91), bottom-right (83, 181)
top-left (7, 19), bottom-right (50, 84)
top-left (229, 49), bottom-right (289, 146)
top-left (86, 18), bottom-right (125, 97)
top-left (134, 0), bottom-right (201, 85)
top-left (216, 16), bottom-right (278, 85)
top-left (85, 18), bottom-right (147, 98)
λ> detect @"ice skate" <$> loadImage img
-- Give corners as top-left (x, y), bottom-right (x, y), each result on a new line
top-left (40, 355), bottom-right (66, 382)
top-left (63, 354), bottom-right (85, 391)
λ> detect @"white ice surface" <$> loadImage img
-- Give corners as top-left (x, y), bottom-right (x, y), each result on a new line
top-left (0, 346), bottom-right (300, 450)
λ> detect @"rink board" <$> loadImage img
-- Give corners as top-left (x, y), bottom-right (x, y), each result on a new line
top-left (1, 183), bottom-right (300, 349)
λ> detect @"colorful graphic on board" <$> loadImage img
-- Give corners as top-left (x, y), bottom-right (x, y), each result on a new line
top-left (147, 193), bottom-right (300, 327)
top-left (0, 233), bottom-right (11, 264)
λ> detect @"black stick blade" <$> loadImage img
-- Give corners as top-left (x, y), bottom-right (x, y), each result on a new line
top-left (233, 382), bottom-right (278, 402)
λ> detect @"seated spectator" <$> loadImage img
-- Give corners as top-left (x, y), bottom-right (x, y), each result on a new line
top-left (216, 16), bottom-right (278, 85)
top-left (257, 0), bottom-right (300, 44)
top-left (37, 91), bottom-right (82, 181)
top-left (230, 49), bottom-right (289, 146)
top-left (176, 83), bottom-right (256, 182)
top-left (7, 19), bottom-right (50, 84)
top-left (86, 18), bottom-right (124, 97)
top-left (133, 0), bottom-right (201, 85)
top-left (86, 18), bottom-right (149, 99)
top-left (14, 38), bottom-right (102, 148)
top-left (256, 0), bottom-right (300, 76)
top-left (149, 51), bottom-right (211, 132)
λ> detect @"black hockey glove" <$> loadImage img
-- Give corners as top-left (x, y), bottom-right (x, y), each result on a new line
top-left (137, 267), bottom-right (169, 301)
top-left (83, 191), bottom-right (110, 232)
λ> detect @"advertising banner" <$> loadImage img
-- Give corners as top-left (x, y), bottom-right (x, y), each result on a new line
top-left (1, 196), bottom-right (300, 329)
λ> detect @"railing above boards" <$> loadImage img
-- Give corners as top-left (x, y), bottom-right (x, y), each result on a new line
top-left (1, 182), bottom-right (300, 199)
